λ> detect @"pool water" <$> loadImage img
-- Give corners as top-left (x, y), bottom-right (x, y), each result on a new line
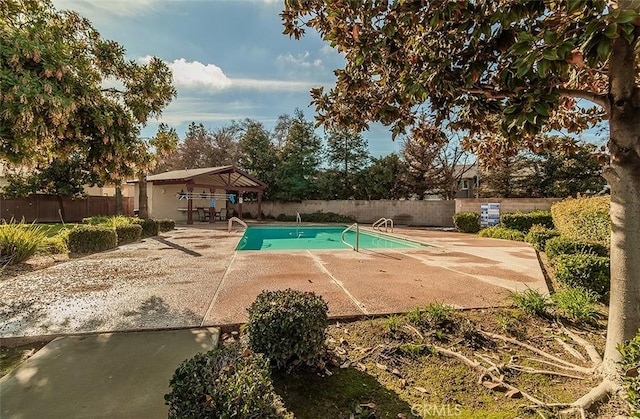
top-left (236, 226), bottom-right (426, 251)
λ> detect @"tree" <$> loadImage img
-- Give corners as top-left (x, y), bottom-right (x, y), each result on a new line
top-left (359, 153), bottom-right (410, 200)
top-left (3, 156), bottom-right (102, 220)
top-left (272, 109), bottom-right (323, 201)
top-left (137, 124), bottom-right (179, 219)
top-left (237, 119), bottom-right (278, 199)
top-left (1, 0), bottom-right (176, 183)
top-left (324, 128), bottom-right (370, 198)
top-left (523, 137), bottom-right (607, 197)
top-left (478, 154), bottom-right (530, 198)
top-left (283, 0), bottom-right (640, 408)
top-left (402, 121), bottom-right (473, 200)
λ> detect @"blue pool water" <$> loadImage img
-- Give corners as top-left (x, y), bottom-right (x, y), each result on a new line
top-left (236, 226), bottom-right (426, 251)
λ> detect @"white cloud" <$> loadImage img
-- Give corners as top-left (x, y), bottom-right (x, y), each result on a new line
top-left (277, 52), bottom-right (323, 69)
top-left (139, 56), bottom-right (322, 92)
top-left (167, 58), bottom-right (232, 90)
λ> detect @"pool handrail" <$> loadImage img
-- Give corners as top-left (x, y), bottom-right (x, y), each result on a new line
top-left (228, 217), bottom-right (247, 232)
top-left (372, 218), bottom-right (394, 233)
top-left (341, 223), bottom-right (359, 252)
top-left (296, 212), bottom-right (301, 226)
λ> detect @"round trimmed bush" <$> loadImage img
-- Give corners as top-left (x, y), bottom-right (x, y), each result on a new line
top-left (544, 236), bottom-right (609, 261)
top-left (115, 224), bottom-right (142, 245)
top-left (68, 226), bottom-right (117, 253)
top-left (165, 345), bottom-right (283, 419)
top-left (554, 254), bottom-right (610, 298)
top-left (525, 224), bottom-right (561, 251)
top-left (478, 226), bottom-right (525, 241)
top-left (247, 289), bottom-right (328, 370)
top-left (156, 219), bottom-right (175, 233)
top-left (453, 212), bottom-right (480, 233)
top-left (134, 218), bottom-right (159, 238)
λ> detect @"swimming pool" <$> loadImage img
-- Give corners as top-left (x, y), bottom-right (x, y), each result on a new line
top-left (236, 226), bottom-right (427, 251)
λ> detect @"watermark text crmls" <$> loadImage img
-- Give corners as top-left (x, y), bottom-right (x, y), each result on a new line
top-left (411, 403), bottom-right (462, 417)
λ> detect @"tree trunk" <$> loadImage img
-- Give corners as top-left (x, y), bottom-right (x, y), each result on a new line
top-left (138, 172), bottom-right (149, 219)
top-left (602, 30), bottom-right (640, 376)
top-left (115, 186), bottom-right (123, 215)
top-left (56, 195), bottom-right (65, 222)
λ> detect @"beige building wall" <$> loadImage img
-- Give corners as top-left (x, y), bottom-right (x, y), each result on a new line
top-left (83, 184), bottom-right (135, 197)
top-left (140, 182), bottom-right (228, 221)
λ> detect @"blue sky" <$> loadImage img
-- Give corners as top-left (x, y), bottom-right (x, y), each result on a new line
top-left (51, 0), bottom-right (403, 157)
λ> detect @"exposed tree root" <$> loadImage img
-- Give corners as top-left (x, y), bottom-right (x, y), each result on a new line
top-left (555, 337), bottom-right (587, 362)
top-left (560, 326), bottom-right (603, 366)
top-left (559, 379), bottom-right (619, 418)
top-left (479, 330), bottom-right (594, 374)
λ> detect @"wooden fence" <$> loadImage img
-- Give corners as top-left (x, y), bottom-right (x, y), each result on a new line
top-left (0, 194), bottom-right (134, 223)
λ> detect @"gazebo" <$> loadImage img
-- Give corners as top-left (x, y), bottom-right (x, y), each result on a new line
top-left (138, 166), bottom-right (267, 224)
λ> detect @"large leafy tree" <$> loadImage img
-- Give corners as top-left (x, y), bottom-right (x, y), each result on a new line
top-left (0, 0), bottom-right (176, 182)
top-left (402, 120), bottom-right (474, 200)
top-left (359, 153), bottom-right (410, 200)
top-left (325, 128), bottom-right (370, 198)
top-left (273, 109), bottom-right (323, 201)
top-left (283, 0), bottom-right (640, 405)
top-left (237, 119), bottom-right (278, 198)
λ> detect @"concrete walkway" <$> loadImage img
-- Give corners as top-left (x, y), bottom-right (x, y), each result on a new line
top-left (0, 225), bottom-right (548, 336)
top-left (0, 328), bottom-right (219, 419)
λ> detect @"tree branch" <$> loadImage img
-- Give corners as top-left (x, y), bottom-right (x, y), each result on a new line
top-left (101, 87), bottom-right (124, 94)
top-left (557, 88), bottom-right (608, 110)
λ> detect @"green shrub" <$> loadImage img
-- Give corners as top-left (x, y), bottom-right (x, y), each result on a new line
top-left (509, 289), bottom-right (551, 317)
top-left (552, 287), bottom-right (600, 324)
top-left (67, 225), bottom-right (117, 253)
top-left (524, 224), bottom-right (561, 251)
top-left (478, 226), bottom-right (525, 241)
top-left (0, 219), bottom-right (47, 265)
top-left (544, 236), bottom-right (609, 261)
top-left (115, 224), bottom-right (142, 245)
top-left (453, 212), bottom-right (480, 233)
top-left (134, 218), bottom-right (159, 238)
top-left (551, 196), bottom-right (610, 248)
top-left (38, 235), bottom-right (68, 255)
top-left (82, 215), bottom-right (111, 225)
top-left (618, 330), bottom-right (640, 416)
top-left (246, 289), bottom-right (328, 370)
top-left (500, 210), bottom-right (554, 233)
top-left (156, 219), bottom-right (175, 233)
top-left (165, 345), bottom-right (284, 419)
top-left (554, 254), bottom-right (610, 299)
top-left (302, 211), bottom-right (355, 223)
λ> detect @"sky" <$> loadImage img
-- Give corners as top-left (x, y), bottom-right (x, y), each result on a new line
top-left (51, 0), bottom-right (404, 157)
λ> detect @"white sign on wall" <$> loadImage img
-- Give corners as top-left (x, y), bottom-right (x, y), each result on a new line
top-left (481, 202), bottom-right (500, 227)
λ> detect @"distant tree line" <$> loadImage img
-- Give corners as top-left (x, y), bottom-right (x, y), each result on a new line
top-left (155, 110), bottom-right (606, 201)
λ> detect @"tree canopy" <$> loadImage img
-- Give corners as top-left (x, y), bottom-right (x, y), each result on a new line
top-left (282, 0), bottom-right (640, 386)
top-left (0, 0), bottom-right (176, 182)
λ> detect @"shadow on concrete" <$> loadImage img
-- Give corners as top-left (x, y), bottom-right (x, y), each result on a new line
top-left (119, 296), bottom-right (201, 329)
top-left (151, 237), bottom-right (202, 257)
top-left (272, 367), bottom-right (414, 418)
top-left (0, 300), bottom-right (47, 337)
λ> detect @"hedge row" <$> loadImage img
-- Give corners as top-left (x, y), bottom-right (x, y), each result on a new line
top-left (68, 226), bottom-right (117, 254)
top-left (551, 196), bottom-right (610, 247)
top-left (524, 225), bottom-right (561, 251)
top-left (500, 210), bottom-right (554, 233)
top-left (544, 236), bottom-right (609, 261)
top-left (478, 226), bottom-right (525, 241)
top-left (554, 254), bottom-right (610, 299)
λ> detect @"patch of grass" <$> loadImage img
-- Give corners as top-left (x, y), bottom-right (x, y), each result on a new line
top-left (552, 287), bottom-right (601, 324)
top-left (39, 223), bottom-right (79, 237)
top-left (383, 314), bottom-right (403, 335)
top-left (509, 289), bottom-right (551, 317)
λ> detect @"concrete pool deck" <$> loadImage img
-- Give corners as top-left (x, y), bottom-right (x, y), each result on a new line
top-left (0, 223), bottom-right (548, 337)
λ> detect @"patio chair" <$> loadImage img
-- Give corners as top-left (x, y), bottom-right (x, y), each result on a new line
top-left (196, 207), bottom-right (209, 222)
top-left (217, 208), bottom-right (227, 221)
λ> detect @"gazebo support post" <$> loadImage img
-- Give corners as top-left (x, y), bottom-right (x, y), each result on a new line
top-left (209, 188), bottom-right (216, 223)
top-left (257, 191), bottom-right (262, 221)
top-left (187, 185), bottom-right (193, 225)
top-left (238, 190), bottom-right (244, 219)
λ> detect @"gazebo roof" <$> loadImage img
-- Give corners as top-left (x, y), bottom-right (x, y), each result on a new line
top-left (145, 166), bottom-right (267, 190)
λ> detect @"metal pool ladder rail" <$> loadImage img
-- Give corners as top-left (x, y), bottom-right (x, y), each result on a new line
top-left (296, 212), bottom-right (301, 226)
top-left (372, 217), bottom-right (394, 233)
top-left (228, 217), bottom-right (247, 232)
top-left (341, 223), bottom-right (360, 251)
